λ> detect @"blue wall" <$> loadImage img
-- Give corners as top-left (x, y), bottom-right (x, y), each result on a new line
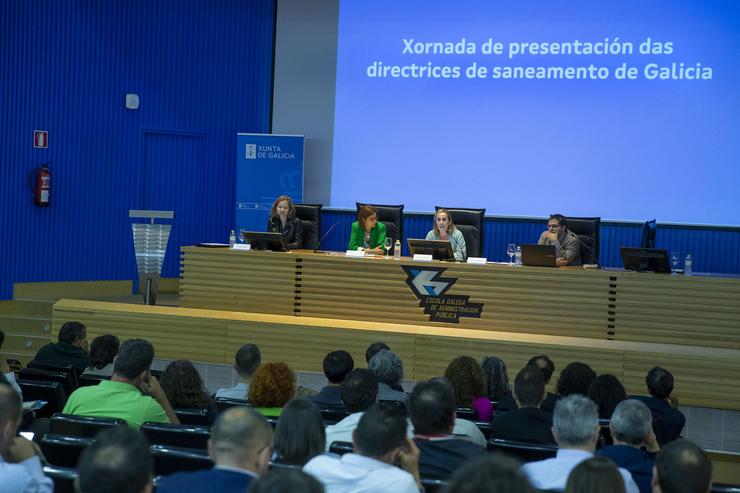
top-left (0, 0), bottom-right (275, 299)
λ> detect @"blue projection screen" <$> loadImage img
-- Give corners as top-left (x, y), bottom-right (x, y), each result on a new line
top-left (329, 1), bottom-right (740, 225)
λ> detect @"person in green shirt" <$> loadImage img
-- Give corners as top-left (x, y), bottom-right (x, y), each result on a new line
top-left (348, 205), bottom-right (387, 254)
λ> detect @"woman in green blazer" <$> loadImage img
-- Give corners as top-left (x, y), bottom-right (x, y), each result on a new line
top-left (348, 205), bottom-right (387, 254)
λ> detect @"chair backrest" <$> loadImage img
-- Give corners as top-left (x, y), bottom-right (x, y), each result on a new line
top-left (712, 483), bottom-right (740, 493)
top-left (18, 379), bottom-right (67, 417)
top-left (50, 413), bottom-right (126, 438)
top-left (43, 465), bottom-right (78, 493)
top-left (78, 373), bottom-right (111, 387)
top-left (564, 216), bottom-right (601, 265)
top-left (40, 434), bottom-right (95, 468)
top-left (328, 441), bottom-right (354, 456)
top-left (214, 397), bottom-right (251, 413)
top-left (436, 207), bottom-right (485, 259)
top-left (356, 203), bottom-right (404, 251)
top-left (141, 422), bottom-right (211, 450)
top-left (174, 408), bottom-right (211, 426)
top-left (28, 361), bottom-right (79, 387)
top-left (295, 203), bottom-right (323, 250)
top-left (319, 405), bottom-right (350, 425)
top-left (455, 407), bottom-right (477, 421)
top-left (19, 367), bottom-right (77, 397)
top-left (150, 444), bottom-right (214, 476)
top-left (421, 478), bottom-right (449, 493)
top-left (487, 438), bottom-right (558, 462)
top-left (641, 219), bottom-right (657, 249)
top-left (378, 399), bottom-right (407, 415)
top-left (269, 460), bottom-right (304, 471)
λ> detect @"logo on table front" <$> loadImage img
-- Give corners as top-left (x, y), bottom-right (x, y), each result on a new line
top-left (401, 266), bottom-right (483, 323)
top-left (245, 144), bottom-right (257, 159)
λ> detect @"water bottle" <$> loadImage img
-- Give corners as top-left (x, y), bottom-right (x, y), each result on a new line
top-left (229, 229), bottom-right (236, 248)
top-left (393, 239), bottom-right (401, 260)
top-left (684, 254), bottom-right (692, 276)
top-left (515, 246), bottom-right (522, 265)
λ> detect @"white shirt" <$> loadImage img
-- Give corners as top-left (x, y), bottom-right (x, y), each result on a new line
top-left (304, 453), bottom-right (418, 493)
top-left (215, 382), bottom-right (249, 400)
top-left (3, 372), bottom-right (22, 398)
top-left (0, 455), bottom-right (53, 493)
top-left (521, 448), bottom-right (639, 493)
top-left (325, 412), bottom-right (363, 451)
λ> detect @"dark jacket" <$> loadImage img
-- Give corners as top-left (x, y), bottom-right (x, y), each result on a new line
top-left (491, 406), bottom-right (555, 444)
top-left (414, 437), bottom-right (485, 478)
top-left (497, 391), bottom-right (560, 414)
top-left (311, 385), bottom-right (343, 407)
top-left (156, 467), bottom-right (256, 493)
top-left (629, 395), bottom-right (685, 445)
top-left (598, 444), bottom-right (655, 493)
top-left (267, 215), bottom-right (304, 249)
top-left (33, 341), bottom-right (89, 375)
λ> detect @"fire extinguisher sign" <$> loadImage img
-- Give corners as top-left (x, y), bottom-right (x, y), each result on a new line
top-left (33, 130), bottom-right (48, 149)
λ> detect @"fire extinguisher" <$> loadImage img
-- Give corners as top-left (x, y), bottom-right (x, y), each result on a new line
top-left (30, 163), bottom-right (51, 206)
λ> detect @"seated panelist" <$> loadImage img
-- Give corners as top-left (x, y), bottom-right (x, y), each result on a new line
top-left (425, 209), bottom-right (466, 261)
top-left (348, 205), bottom-right (386, 254)
top-left (537, 213), bottom-right (580, 266)
top-left (267, 195), bottom-right (304, 250)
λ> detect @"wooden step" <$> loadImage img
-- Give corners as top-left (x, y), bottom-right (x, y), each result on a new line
top-left (2, 333), bottom-right (51, 354)
top-left (0, 315), bottom-right (52, 337)
top-left (0, 300), bottom-right (54, 317)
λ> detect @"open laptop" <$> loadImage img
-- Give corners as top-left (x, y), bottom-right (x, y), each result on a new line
top-left (407, 238), bottom-right (455, 261)
top-left (520, 244), bottom-right (557, 267)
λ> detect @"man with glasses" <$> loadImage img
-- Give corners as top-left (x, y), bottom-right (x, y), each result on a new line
top-left (538, 214), bottom-right (581, 266)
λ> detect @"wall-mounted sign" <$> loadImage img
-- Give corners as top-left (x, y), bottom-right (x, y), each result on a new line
top-left (34, 130), bottom-right (48, 149)
top-left (402, 265), bottom-right (483, 323)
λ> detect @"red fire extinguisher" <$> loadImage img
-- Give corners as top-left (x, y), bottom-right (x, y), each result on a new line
top-left (30, 163), bottom-right (51, 206)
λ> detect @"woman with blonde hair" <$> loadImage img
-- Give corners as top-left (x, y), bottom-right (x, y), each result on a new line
top-left (267, 195), bottom-right (304, 249)
top-left (425, 209), bottom-right (466, 261)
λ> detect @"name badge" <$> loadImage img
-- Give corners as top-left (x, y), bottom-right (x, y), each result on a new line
top-left (412, 254), bottom-right (433, 262)
top-left (345, 250), bottom-right (365, 258)
top-left (466, 257), bottom-right (487, 265)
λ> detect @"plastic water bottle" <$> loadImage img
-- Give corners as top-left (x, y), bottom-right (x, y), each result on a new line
top-left (515, 246), bottom-right (522, 265)
top-left (684, 254), bottom-right (692, 276)
top-left (229, 229), bottom-right (236, 248)
top-left (393, 240), bottom-right (401, 260)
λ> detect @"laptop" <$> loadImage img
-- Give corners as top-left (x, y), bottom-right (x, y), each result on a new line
top-left (520, 244), bottom-right (557, 267)
top-left (620, 247), bottom-right (671, 273)
top-left (241, 231), bottom-right (287, 251)
top-left (407, 238), bottom-right (455, 261)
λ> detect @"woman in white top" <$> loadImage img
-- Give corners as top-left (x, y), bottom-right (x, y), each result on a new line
top-left (425, 209), bottom-right (467, 261)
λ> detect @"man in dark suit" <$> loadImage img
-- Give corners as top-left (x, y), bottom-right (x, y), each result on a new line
top-left (156, 406), bottom-right (273, 493)
top-left (311, 350), bottom-right (354, 407)
top-left (629, 366), bottom-right (685, 445)
top-left (497, 354), bottom-right (560, 413)
top-left (491, 365), bottom-right (555, 444)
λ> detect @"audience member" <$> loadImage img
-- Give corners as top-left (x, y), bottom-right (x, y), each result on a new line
top-left (481, 356), bottom-right (510, 402)
top-left (597, 399), bottom-right (659, 493)
top-left (0, 382), bottom-right (52, 493)
top-left (304, 405), bottom-right (423, 493)
top-left (274, 398), bottom-right (326, 465)
top-left (0, 330), bottom-right (22, 397)
top-left (368, 350), bottom-right (407, 402)
top-left (365, 342), bottom-right (390, 364)
top-left (556, 362), bottom-right (597, 397)
top-left (564, 456), bottom-right (625, 493)
top-left (63, 338), bottom-right (178, 428)
top-left (652, 439), bottom-right (711, 493)
top-left (157, 407), bottom-right (273, 493)
top-left (312, 350), bottom-right (354, 407)
top-left (444, 356), bottom-right (492, 422)
top-left (588, 374), bottom-right (627, 419)
top-left (498, 354), bottom-right (560, 413)
top-left (32, 320), bottom-right (90, 374)
top-left (248, 363), bottom-right (295, 417)
top-left (248, 469), bottom-right (324, 493)
top-left (325, 369), bottom-right (378, 449)
top-left (410, 378), bottom-right (484, 478)
top-left (442, 453), bottom-right (537, 493)
top-left (76, 426), bottom-right (152, 493)
top-left (629, 366), bottom-right (685, 445)
top-left (82, 335), bottom-right (119, 377)
top-left (491, 365), bottom-right (555, 444)
top-left (160, 360), bottom-right (217, 424)
top-left (521, 394), bottom-right (638, 493)
top-left (216, 343), bottom-right (261, 399)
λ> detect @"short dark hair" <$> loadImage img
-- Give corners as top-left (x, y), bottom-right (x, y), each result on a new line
top-left (646, 366), bottom-right (674, 400)
top-left (409, 378), bottom-right (456, 434)
top-left (340, 369), bottom-right (378, 413)
top-left (112, 339), bottom-right (154, 380)
top-left (274, 398), bottom-right (326, 465)
top-left (0, 382), bottom-right (22, 424)
top-left (353, 404), bottom-right (407, 459)
top-left (444, 453), bottom-right (536, 493)
top-left (527, 354), bottom-right (555, 382)
top-left (556, 362), bottom-right (597, 397)
top-left (565, 456), bottom-right (625, 493)
top-left (323, 350), bottom-right (354, 384)
top-left (515, 366), bottom-right (546, 407)
top-left (76, 426), bottom-right (152, 493)
top-left (249, 469), bottom-right (324, 493)
top-left (88, 335), bottom-right (120, 370)
top-left (549, 214), bottom-right (568, 228)
top-left (59, 321), bottom-right (87, 344)
top-left (655, 440), bottom-right (712, 493)
top-left (235, 344), bottom-right (261, 378)
top-left (365, 342), bottom-right (390, 363)
top-left (587, 374), bottom-right (626, 419)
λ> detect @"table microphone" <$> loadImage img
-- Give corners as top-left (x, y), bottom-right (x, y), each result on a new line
top-left (314, 221), bottom-right (342, 253)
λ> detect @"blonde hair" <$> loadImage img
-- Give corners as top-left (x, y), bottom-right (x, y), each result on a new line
top-left (434, 209), bottom-right (457, 234)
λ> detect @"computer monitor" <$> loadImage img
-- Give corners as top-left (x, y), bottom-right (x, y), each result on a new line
top-left (242, 231), bottom-right (287, 251)
top-left (640, 219), bottom-right (657, 249)
top-left (620, 247), bottom-right (671, 273)
top-left (407, 239), bottom-right (455, 261)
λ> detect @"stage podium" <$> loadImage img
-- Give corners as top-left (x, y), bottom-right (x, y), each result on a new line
top-left (129, 210), bottom-right (174, 305)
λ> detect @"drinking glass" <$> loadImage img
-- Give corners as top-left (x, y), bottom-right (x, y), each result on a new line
top-left (506, 244), bottom-right (517, 265)
top-left (670, 251), bottom-right (679, 274)
top-left (384, 237), bottom-right (393, 259)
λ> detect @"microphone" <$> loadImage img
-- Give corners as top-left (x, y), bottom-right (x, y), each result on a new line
top-left (314, 221), bottom-right (342, 253)
top-left (448, 227), bottom-right (474, 261)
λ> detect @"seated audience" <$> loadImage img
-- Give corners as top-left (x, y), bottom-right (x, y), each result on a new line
top-left (364, 342), bottom-right (390, 365)
top-left (63, 338), bottom-right (178, 428)
top-left (325, 369), bottom-right (378, 450)
top-left (161, 359), bottom-right (217, 424)
top-left (248, 362), bottom-right (295, 417)
top-left (498, 354), bottom-right (560, 413)
top-left (76, 426), bottom-right (152, 493)
top-left (0, 382), bottom-right (52, 493)
top-left (597, 399), bottom-right (659, 493)
top-left (491, 365), bottom-right (555, 444)
top-left (216, 343), bottom-right (261, 400)
top-left (629, 366), bottom-right (685, 445)
top-left (556, 362), bottom-right (597, 397)
top-left (564, 456), bottom-right (625, 493)
top-left (425, 208), bottom-right (467, 261)
top-left (312, 350), bottom-right (354, 407)
top-left (652, 439), bottom-right (712, 493)
top-left (266, 195), bottom-right (304, 250)
top-left (521, 394), bottom-right (638, 493)
top-left (410, 378), bottom-right (484, 478)
top-left (0, 330), bottom-right (22, 397)
top-left (304, 405), bottom-right (423, 493)
top-left (481, 356), bottom-right (510, 402)
top-left (348, 205), bottom-right (387, 255)
top-left (368, 350), bottom-right (407, 402)
top-left (32, 320), bottom-right (89, 374)
top-left (249, 469), bottom-right (324, 493)
top-left (82, 335), bottom-right (119, 377)
top-left (274, 398), bottom-right (326, 465)
top-left (157, 407), bottom-right (273, 493)
top-left (444, 453), bottom-right (537, 493)
top-left (588, 374), bottom-right (627, 419)
top-left (444, 356), bottom-right (492, 422)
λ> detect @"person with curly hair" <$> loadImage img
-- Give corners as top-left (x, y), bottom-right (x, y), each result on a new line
top-left (83, 335), bottom-right (120, 377)
top-left (587, 374), bottom-right (627, 419)
top-left (248, 362), bottom-right (295, 417)
top-left (444, 356), bottom-right (492, 422)
top-left (160, 360), bottom-right (216, 424)
top-left (556, 362), bottom-right (597, 397)
top-left (481, 356), bottom-right (510, 402)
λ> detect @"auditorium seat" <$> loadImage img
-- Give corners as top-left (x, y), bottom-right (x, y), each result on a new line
top-left (43, 465), bottom-right (78, 493)
top-left (712, 483), bottom-right (740, 493)
top-left (49, 413), bottom-right (126, 438)
top-left (214, 397), bottom-right (252, 413)
top-left (19, 367), bottom-right (77, 397)
top-left (378, 399), bottom-right (407, 415)
top-left (319, 405), bottom-right (350, 425)
top-left (295, 203), bottom-right (323, 249)
top-left (455, 407), bottom-right (477, 421)
top-left (27, 361), bottom-right (80, 387)
top-left (487, 438), bottom-right (558, 462)
top-left (174, 407), bottom-right (211, 426)
top-left (40, 434), bottom-right (94, 468)
top-left (356, 203), bottom-right (404, 251)
top-left (269, 460), bottom-right (303, 471)
top-left (565, 216), bottom-right (601, 265)
top-left (421, 478), bottom-right (449, 493)
top-left (150, 444), bottom-right (213, 476)
top-left (436, 206), bottom-right (485, 259)
top-left (141, 422), bottom-right (211, 450)
top-left (78, 373), bottom-right (111, 387)
top-left (329, 441), bottom-right (354, 455)
top-left (18, 380), bottom-right (67, 417)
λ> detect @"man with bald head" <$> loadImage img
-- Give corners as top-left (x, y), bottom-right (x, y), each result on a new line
top-left (156, 406), bottom-right (274, 493)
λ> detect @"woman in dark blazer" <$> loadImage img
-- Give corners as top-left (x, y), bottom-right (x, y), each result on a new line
top-left (267, 195), bottom-right (304, 249)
